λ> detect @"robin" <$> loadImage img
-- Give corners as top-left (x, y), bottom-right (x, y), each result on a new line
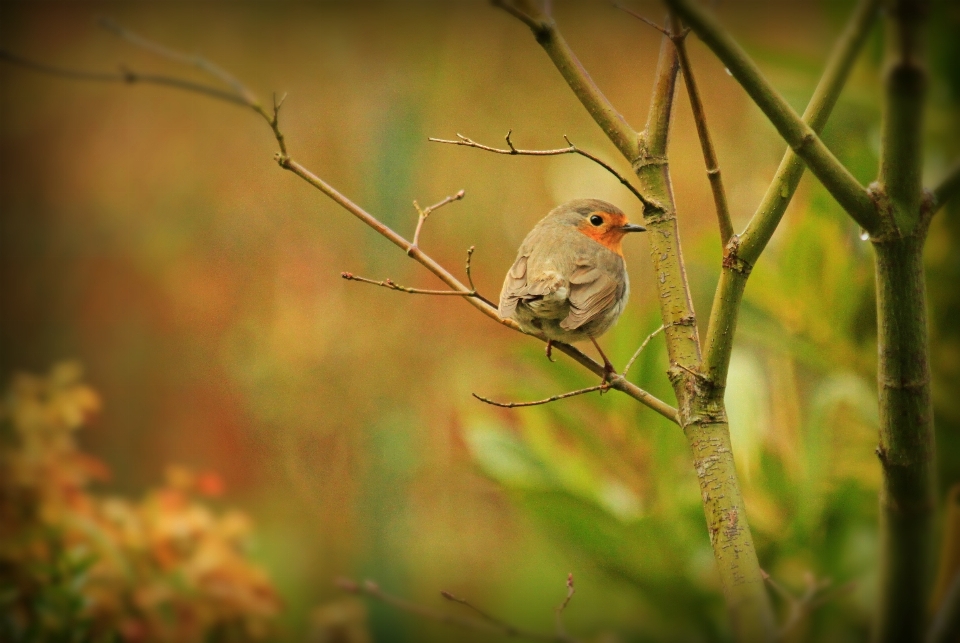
top-left (498, 198), bottom-right (645, 378)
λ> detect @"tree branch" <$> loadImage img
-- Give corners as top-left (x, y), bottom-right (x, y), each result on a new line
top-left (878, 0), bottom-right (928, 232)
top-left (492, 0), bottom-right (641, 162)
top-left (622, 325), bottom-right (665, 378)
top-left (338, 578), bottom-right (578, 642)
top-left (700, 0), bottom-right (881, 386)
top-left (341, 273), bottom-right (478, 297)
top-left (0, 49), bottom-right (249, 107)
top-left (473, 383), bottom-right (610, 409)
top-left (666, 0), bottom-right (882, 234)
top-left (931, 157), bottom-right (960, 214)
top-left (429, 132), bottom-right (648, 206)
top-left (669, 20), bottom-right (734, 244)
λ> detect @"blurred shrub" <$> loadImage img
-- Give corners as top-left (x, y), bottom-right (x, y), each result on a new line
top-left (0, 363), bottom-right (281, 643)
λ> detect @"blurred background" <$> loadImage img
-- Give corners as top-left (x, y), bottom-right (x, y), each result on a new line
top-left (1, 1), bottom-right (958, 641)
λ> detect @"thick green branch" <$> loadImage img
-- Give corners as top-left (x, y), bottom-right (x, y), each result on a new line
top-left (873, 236), bottom-right (936, 643)
top-left (666, 0), bottom-right (882, 234)
top-left (878, 0), bottom-right (927, 231)
top-left (873, 3), bottom-right (936, 643)
top-left (701, 0), bottom-right (881, 385)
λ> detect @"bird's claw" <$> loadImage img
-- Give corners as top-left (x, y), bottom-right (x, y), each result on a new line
top-left (545, 340), bottom-right (556, 363)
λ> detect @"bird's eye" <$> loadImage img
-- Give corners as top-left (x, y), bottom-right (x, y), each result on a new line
top-left (589, 214), bottom-right (604, 226)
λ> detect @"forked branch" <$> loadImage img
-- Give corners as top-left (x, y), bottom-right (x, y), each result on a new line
top-left (666, 0), bottom-right (882, 234)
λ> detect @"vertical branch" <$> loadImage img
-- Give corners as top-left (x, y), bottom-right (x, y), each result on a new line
top-left (672, 26), bottom-right (734, 245)
top-left (874, 3), bottom-right (936, 642)
top-left (636, 22), bottom-right (701, 374)
top-left (873, 234), bottom-right (935, 643)
top-left (637, 25), bottom-right (776, 643)
top-left (878, 0), bottom-right (927, 232)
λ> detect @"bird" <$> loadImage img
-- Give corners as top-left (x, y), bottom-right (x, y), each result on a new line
top-left (498, 198), bottom-right (645, 379)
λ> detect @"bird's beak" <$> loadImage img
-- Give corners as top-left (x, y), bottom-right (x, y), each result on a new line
top-left (621, 223), bottom-right (646, 233)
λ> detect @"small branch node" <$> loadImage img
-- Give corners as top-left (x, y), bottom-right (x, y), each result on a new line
top-left (505, 129), bottom-right (518, 153)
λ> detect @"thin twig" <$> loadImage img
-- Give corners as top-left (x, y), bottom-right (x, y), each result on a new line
top-left (429, 132), bottom-right (648, 206)
top-left (98, 18), bottom-right (255, 103)
top-left (410, 189), bottom-right (465, 253)
top-left (623, 325), bottom-right (665, 378)
top-left (472, 382), bottom-right (612, 409)
top-left (761, 571), bottom-right (854, 638)
top-left (440, 591), bottom-right (522, 634)
top-left (341, 273), bottom-right (477, 296)
top-left (612, 3), bottom-right (690, 40)
top-left (0, 49), bottom-right (248, 106)
top-left (338, 578), bottom-right (576, 642)
top-left (554, 573), bottom-right (575, 639)
top-left (667, 15), bottom-right (734, 244)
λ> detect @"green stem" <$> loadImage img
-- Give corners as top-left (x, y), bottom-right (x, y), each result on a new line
top-left (701, 0), bottom-right (881, 384)
top-left (873, 3), bottom-right (935, 642)
top-left (873, 233), bottom-right (936, 643)
top-left (666, 0), bottom-right (882, 234)
top-left (879, 0), bottom-right (927, 232)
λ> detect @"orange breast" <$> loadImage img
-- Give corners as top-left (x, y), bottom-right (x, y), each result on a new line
top-left (578, 226), bottom-right (625, 255)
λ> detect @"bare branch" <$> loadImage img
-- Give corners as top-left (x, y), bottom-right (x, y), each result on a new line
top-left (429, 132), bottom-right (648, 205)
top-left (341, 273), bottom-right (477, 297)
top-left (762, 571), bottom-right (855, 639)
top-left (410, 189), bottom-right (466, 253)
top-left (612, 3), bottom-right (672, 37)
top-left (623, 325), bottom-right (665, 378)
top-left (666, 0), bottom-right (881, 234)
top-left (98, 18), bottom-right (256, 103)
top-left (338, 578), bottom-right (577, 643)
top-left (668, 16), bottom-right (734, 245)
top-left (473, 383), bottom-right (611, 409)
top-left (0, 49), bottom-right (248, 106)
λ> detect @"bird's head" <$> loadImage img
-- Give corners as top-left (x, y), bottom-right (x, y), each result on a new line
top-left (551, 199), bottom-right (645, 255)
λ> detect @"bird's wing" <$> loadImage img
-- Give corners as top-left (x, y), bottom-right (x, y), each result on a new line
top-left (560, 263), bottom-right (620, 331)
top-left (498, 254), bottom-right (530, 319)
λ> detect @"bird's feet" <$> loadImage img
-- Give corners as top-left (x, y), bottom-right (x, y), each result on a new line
top-left (545, 340), bottom-right (556, 363)
top-left (590, 336), bottom-right (619, 390)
